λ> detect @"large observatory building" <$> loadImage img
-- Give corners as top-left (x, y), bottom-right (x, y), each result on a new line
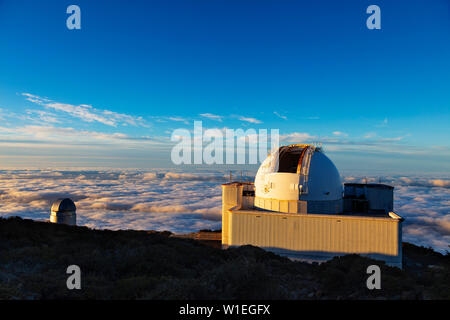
top-left (222, 144), bottom-right (403, 268)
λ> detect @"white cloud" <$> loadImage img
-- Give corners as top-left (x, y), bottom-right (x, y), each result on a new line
top-left (429, 179), bottom-right (450, 188)
top-left (0, 170), bottom-right (448, 252)
top-left (168, 117), bottom-right (189, 125)
top-left (238, 116), bottom-right (262, 124)
top-left (332, 131), bottom-right (348, 137)
top-left (0, 169), bottom-right (227, 233)
top-left (22, 93), bottom-right (51, 103)
top-left (280, 132), bottom-right (316, 143)
top-left (378, 135), bottom-right (407, 142)
top-left (364, 132), bottom-right (377, 139)
top-left (22, 93), bottom-right (148, 127)
top-left (200, 113), bottom-right (223, 122)
top-left (273, 111), bottom-right (287, 120)
top-left (0, 125), bottom-right (160, 146)
top-left (47, 102), bottom-right (117, 126)
top-left (24, 110), bottom-right (61, 124)
top-left (168, 117), bottom-right (186, 122)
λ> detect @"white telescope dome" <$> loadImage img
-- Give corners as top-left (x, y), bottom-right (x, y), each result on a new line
top-left (255, 144), bottom-right (342, 210)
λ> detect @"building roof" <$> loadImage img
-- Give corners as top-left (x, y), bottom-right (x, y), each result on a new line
top-left (344, 183), bottom-right (394, 190)
top-left (231, 206), bottom-right (403, 221)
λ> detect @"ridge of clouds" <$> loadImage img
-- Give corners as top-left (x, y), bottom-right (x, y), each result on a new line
top-left (0, 170), bottom-right (447, 253)
top-left (0, 169), bottom-right (228, 233)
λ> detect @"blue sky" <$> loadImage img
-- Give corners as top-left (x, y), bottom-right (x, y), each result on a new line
top-left (0, 0), bottom-right (449, 174)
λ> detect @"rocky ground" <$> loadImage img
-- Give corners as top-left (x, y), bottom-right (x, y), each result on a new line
top-left (0, 217), bottom-right (449, 300)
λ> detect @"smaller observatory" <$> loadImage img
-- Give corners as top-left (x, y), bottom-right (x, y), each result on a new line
top-left (50, 198), bottom-right (76, 226)
top-left (222, 144), bottom-right (404, 268)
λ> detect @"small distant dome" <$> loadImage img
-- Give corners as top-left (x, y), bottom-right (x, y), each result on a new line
top-left (50, 198), bottom-right (76, 225)
top-left (51, 198), bottom-right (76, 213)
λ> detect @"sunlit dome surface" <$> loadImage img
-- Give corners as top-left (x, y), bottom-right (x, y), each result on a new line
top-left (255, 144), bottom-right (342, 202)
top-left (51, 198), bottom-right (76, 213)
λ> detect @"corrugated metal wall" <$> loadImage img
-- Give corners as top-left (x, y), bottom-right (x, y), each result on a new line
top-left (224, 209), bottom-right (401, 267)
top-left (222, 183), bottom-right (243, 246)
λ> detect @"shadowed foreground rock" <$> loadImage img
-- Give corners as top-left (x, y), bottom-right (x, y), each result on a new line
top-left (0, 217), bottom-right (449, 300)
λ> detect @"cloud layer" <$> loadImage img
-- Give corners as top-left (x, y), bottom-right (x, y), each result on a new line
top-left (0, 169), bottom-right (231, 233)
top-left (0, 170), bottom-right (448, 253)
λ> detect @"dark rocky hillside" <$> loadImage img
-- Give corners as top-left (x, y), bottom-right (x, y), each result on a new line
top-left (0, 217), bottom-right (449, 300)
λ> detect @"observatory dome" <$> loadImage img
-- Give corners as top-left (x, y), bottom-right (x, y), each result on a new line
top-left (51, 198), bottom-right (76, 213)
top-left (254, 144), bottom-right (342, 213)
top-left (50, 198), bottom-right (76, 225)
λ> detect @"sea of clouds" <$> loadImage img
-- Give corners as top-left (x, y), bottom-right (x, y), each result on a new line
top-left (0, 169), bottom-right (448, 253)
